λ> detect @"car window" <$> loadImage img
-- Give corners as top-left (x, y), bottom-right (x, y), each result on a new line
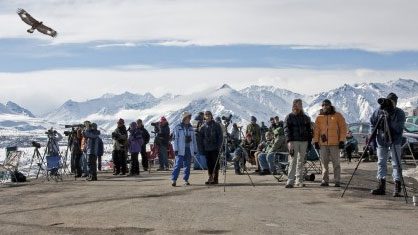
top-left (361, 124), bottom-right (370, 134)
top-left (349, 124), bottom-right (361, 133)
top-left (405, 122), bottom-right (418, 133)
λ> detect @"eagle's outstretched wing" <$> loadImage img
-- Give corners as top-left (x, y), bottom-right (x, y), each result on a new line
top-left (37, 24), bottom-right (58, 37)
top-left (17, 8), bottom-right (39, 26)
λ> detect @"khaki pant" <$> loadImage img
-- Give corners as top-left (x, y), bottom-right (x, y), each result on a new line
top-left (287, 141), bottom-right (308, 185)
top-left (320, 145), bottom-right (341, 183)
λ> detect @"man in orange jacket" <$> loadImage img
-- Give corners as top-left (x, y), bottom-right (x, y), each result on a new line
top-left (314, 99), bottom-right (347, 187)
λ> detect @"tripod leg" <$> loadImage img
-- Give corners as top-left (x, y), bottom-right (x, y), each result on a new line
top-left (406, 141), bottom-right (418, 168)
top-left (392, 145), bottom-right (408, 203)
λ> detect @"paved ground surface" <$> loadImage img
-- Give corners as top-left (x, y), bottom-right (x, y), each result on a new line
top-left (1, 159), bottom-right (417, 235)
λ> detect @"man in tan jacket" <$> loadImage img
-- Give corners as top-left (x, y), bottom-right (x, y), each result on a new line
top-left (314, 99), bottom-right (347, 187)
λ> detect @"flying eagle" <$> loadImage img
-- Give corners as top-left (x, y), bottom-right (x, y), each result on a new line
top-left (17, 8), bottom-right (58, 38)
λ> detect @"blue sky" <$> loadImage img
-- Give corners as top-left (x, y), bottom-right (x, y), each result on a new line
top-left (1, 0), bottom-right (418, 114)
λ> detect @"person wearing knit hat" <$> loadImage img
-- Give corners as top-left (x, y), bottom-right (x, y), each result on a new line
top-left (314, 99), bottom-right (347, 187)
top-left (284, 98), bottom-right (312, 188)
top-left (233, 132), bottom-right (256, 175)
top-left (155, 116), bottom-right (171, 171)
top-left (200, 110), bottom-right (223, 184)
top-left (111, 118), bottom-right (128, 175)
top-left (370, 92), bottom-right (405, 197)
top-left (171, 111), bottom-right (197, 186)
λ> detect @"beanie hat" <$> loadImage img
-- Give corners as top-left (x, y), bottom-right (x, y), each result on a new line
top-left (251, 116), bottom-right (257, 122)
top-left (160, 116), bottom-right (167, 122)
top-left (386, 93), bottom-right (398, 103)
top-left (117, 118), bottom-right (124, 124)
top-left (322, 99), bottom-right (332, 106)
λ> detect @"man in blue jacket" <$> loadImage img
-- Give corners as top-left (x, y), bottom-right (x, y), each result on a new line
top-left (370, 93), bottom-right (405, 197)
top-left (83, 123), bottom-right (101, 181)
top-left (171, 112), bottom-right (198, 186)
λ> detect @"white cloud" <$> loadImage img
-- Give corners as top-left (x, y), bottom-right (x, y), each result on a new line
top-left (2, 0), bottom-right (418, 51)
top-left (0, 67), bottom-right (417, 115)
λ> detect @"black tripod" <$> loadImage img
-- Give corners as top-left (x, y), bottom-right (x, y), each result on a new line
top-left (212, 128), bottom-right (255, 192)
top-left (341, 111), bottom-right (408, 203)
top-left (27, 142), bottom-right (42, 178)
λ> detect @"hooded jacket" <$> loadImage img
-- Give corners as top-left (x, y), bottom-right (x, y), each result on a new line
top-left (83, 129), bottom-right (101, 156)
top-left (172, 122), bottom-right (198, 156)
top-left (128, 122), bottom-right (144, 153)
top-left (199, 120), bottom-right (223, 152)
top-left (313, 107), bottom-right (347, 146)
top-left (112, 125), bottom-right (128, 151)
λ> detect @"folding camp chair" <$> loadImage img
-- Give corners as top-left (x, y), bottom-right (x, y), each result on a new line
top-left (270, 152), bottom-right (289, 182)
top-left (304, 145), bottom-right (322, 181)
top-left (46, 155), bottom-right (63, 182)
top-left (0, 147), bottom-right (23, 184)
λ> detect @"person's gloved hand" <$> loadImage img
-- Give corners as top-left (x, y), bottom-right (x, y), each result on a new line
top-left (175, 151), bottom-right (178, 156)
top-left (339, 141), bottom-right (345, 149)
top-left (314, 142), bottom-right (320, 150)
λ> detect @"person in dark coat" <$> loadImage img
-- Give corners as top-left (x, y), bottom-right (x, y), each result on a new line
top-left (137, 119), bottom-right (150, 171)
top-left (128, 122), bottom-right (144, 176)
top-left (112, 118), bottom-right (128, 175)
top-left (199, 111), bottom-right (223, 184)
top-left (83, 123), bottom-right (101, 181)
top-left (156, 116), bottom-right (171, 171)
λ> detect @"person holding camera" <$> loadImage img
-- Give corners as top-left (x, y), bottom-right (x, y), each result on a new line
top-left (112, 118), bottom-right (128, 175)
top-left (155, 116), bottom-right (170, 171)
top-left (284, 99), bottom-right (313, 188)
top-left (46, 128), bottom-right (63, 156)
top-left (137, 119), bottom-right (150, 172)
top-left (128, 122), bottom-right (144, 176)
top-left (70, 127), bottom-right (83, 177)
top-left (370, 93), bottom-right (405, 197)
top-left (171, 112), bottom-right (198, 186)
top-left (232, 133), bottom-right (256, 175)
top-left (199, 111), bottom-right (223, 184)
top-left (83, 123), bottom-right (101, 181)
top-left (313, 99), bottom-right (347, 187)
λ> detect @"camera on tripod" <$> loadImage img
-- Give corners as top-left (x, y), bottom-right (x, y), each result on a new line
top-left (377, 98), bottom-right (394, 110)
top-left (63, 124), bottom-right (84, 136)
top-left (45, 129), bottom-right (57, 136)
top-left (31, 141), bottom-right (41, 148)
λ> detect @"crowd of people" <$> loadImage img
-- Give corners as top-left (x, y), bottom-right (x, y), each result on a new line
top-left (51, 92), bottom-right (404, 197)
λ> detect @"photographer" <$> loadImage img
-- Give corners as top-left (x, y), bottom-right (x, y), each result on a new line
top-left (154, 116), bottom-right (170, 171)
top-left (137, 119), bottom-right (150, 171)
top-left (370, 93), bottom-right (405, 197)
top-left (260, 122), bottom-right (269, 142)
top-left (313, 99), bottom-right (347, 187)
top-left (128, 122), bottom-right (144, 176)
top-left (69, 127), bottom-right (83, 177)
top-left (199, 111), bottom-right (223, 185)
top-left (230, 123), bottom-right (241, 148)
top-left (232, 133), bottom-right (256, 175)
top-left (171, 112), bottom-right (198, 186)
top-left (112, 118), bottom-right (128, 175)
top-left (46, 128), bottom-right (63, 156)
top-left (83, 123), bottom-right (101, 181)
top-left (284, 99), bottom-right (313, 188)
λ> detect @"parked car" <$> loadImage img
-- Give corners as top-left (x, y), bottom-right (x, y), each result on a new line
top-left (406, 116), bottom-right (418, 125)
top-left (349, 122), bottom-right (418, 158)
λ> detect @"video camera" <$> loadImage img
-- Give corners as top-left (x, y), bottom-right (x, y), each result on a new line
top-left (63, 124), bottom-right (84, 136)
top-left (377, 98), bottom-right (394, 110)
top-left (31, 141), bottom-right (41, 148)
top-left (64, 124), bottom-right (84, 129)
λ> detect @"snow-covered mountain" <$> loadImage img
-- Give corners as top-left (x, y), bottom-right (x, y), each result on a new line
top-left (0, 101), bottom-right (35, 117)
top-left (1, 78), bottom-right (418, 135)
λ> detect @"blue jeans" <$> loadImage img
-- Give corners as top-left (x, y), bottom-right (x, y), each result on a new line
top-left (377, 144), bottom-right (402, 181)
top-left (171, 147), bottom-right (192, 181)
top-left (258, 153), bottom-right (276, 172)
top-left (81, 152), bottom-right (89, 175)
top-left (158, 145), bottom-right (169, 169)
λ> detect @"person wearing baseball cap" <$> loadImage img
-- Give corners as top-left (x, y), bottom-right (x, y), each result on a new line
top-left (370, 92), bottom-right (405, 197)
top-left (171, 111), bottom-right (197, 186)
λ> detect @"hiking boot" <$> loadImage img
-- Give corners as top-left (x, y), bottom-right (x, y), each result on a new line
top-left (393, 180), bottom-right (402, 197)
top-left (112, 172), bottom-right (119, 175)
top-left (320, 181), bottom-right (329, 187)
top-left (334, 182), bottom-right (341, 187)
top-left (371, 178), bottom-right (386, 195)
top-left (205, 174), bottom-right (214, 185)
top-left (235, 171), bottom-right (242, 175)
top-left (184, 181), bottom-right (190, 186)
top-left (285, 184), bottom-right (294, 188)
top-left (171, 181), bottom-right (176, 187)
top-left (296, 183), bottom-right (306, 187)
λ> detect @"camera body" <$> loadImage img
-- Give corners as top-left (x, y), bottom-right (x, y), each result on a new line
top-left (32, 141), bottom-right (41, 148)
top-left (221, 114), bottom-right (232, 123)
top-left (377, 98), bottom-right (394, 110)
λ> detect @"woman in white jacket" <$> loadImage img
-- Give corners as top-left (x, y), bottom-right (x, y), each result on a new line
top-left (171, 111), bottom-right (198, 186)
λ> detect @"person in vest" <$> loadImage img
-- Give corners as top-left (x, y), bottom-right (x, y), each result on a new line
top-left (128, 122), bottom-right (144, 176)
top-left (284, 99), bottom-right (313, 188)
top-left (171, 112), bottom-right (198, 186)
top-left (314, 99), bottom-right (347, 187)
top-left (83, 123), bottom-right (101, 181)
top-left (112, 118), bottom-right (128, 175)
top-left (199, 111), bottom-right (223, 184)
top-left (370, 93), bottom-right (405, 197)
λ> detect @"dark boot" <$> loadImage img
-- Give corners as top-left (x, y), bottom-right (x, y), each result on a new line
top-left (212, 171), bottom-right (219, 184)
top-left (205, 174), bottom-right (214, 185)
top-left (393, 180), bottom-right (402, 197)
top-left (371, 179), bottom-right (386, 195)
